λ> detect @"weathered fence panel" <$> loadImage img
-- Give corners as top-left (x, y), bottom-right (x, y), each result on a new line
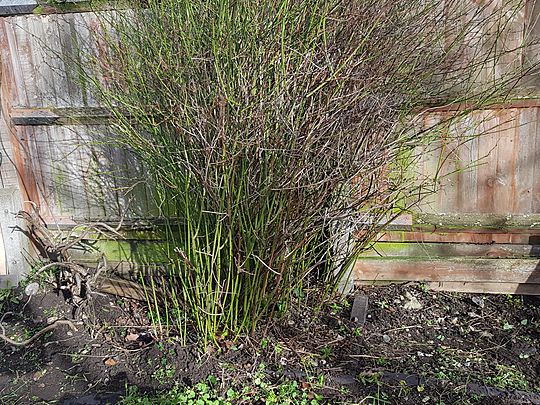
top-left (0, 4), bottom-right (537, 292)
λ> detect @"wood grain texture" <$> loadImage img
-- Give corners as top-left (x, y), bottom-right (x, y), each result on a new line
top-left (377, 231), bottom-right (536, 244)
top-left (357, 280), bottom-right (540, 295)
top-left (353, 258), bottom-right (540, 283)
top-left (360, 242), bottom-right (539, 258)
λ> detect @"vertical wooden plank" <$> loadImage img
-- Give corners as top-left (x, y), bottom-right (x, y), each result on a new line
top-left (533, 108), bottom-right (540, 213)
top-left (40, 125), bottom-right (61, 219)
top-left (64, 125), bottom-right (93, 220)
top-left (0, 19), bottom-right (40, 212)
top-left (57, 14), bottom-right (85, 108)
top-left (26, 15), bottom-right (56, 108)
top-left (416, 114), bottom-right (442, 214)
top-left (456, 112), bottom-right (480, 212)
top-left (17, 16), bottom-right (45, 108)
top-left (0, 114), bottom-right (20, 189)
top-left (492, 109), bottom-right (518, 214)
top-left (78, 12), bottom-right (102, 107)
top-left (43, 14), bottom-right (71, 108)
top-left (79, 126), bottom-right (107, 219)
top-left (438, 115), bottom-right (461, 213)
top-left (50, 125), bottom-right (76, 219)
top-left (476, 111), bottom-right (500, 213)
top-left (5, 17), bottom-right (30, 108)
top-left (25, 125), bottom-right (52, 218)
top-left (514, 108), bottom-right (537, 213)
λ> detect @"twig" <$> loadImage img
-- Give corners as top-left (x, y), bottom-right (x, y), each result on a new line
top-left (0, 319), bottom-right (78, 347)
top-left (384, 325), bottom-right (422, 333)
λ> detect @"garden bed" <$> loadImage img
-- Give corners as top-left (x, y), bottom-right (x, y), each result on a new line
top-left (0, 283), bottom-right (539, 404)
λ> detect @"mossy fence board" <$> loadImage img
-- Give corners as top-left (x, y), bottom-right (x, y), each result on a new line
top-left (0, 4), bottom-right (538, 293)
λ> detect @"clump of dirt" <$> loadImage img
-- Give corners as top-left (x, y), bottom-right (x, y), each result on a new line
top-left (1, 283), bottom-right (539, 404)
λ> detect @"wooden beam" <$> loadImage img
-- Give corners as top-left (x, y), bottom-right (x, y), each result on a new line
top-left (421, 97), bottom-right (540, 113)
top-left (10, 107), bottom-right (112, 126)
top-left (357, 280), bottom-right (540, 295)
top-left (413, 213), bottom-right (540, 232)
top-left (425, 281), bottom-right (540, 295)
top-left (353, 258), bottom-right (540, 283)
top-left (0, 0), bottom-right (36, 16)
top-left (96, 275), bottom-right (147, 301)
top-left (358, 213), bottom-right (540, 234)
top-left (377, 231), bottom-right (537, 244)
top-left (33, 1), bottom-right (130, 16)
top-left (361, 242), bottom-right (539, 258)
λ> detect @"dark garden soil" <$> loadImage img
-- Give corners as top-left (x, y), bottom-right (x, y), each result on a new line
top-left (1, 283), bottom-right (540, 404)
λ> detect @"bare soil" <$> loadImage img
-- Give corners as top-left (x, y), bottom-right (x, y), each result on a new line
top-left (1, 283), bottom-right (539, 404)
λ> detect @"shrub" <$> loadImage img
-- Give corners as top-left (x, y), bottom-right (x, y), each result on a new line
top-left (81, 0), bottom-right (532, 343)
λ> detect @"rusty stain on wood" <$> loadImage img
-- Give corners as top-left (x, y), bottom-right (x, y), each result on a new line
top-left (0, 19), bottom-right (40, 211)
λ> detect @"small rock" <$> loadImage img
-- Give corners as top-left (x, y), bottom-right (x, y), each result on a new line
top-left (382, 334), bottom-right (391, 343)
top-left (24, 282), bottom-right (39, 296)
top-left (472, 296), bottom-right (485, 308)
top-left (403, 292), bottom-right (423, 310)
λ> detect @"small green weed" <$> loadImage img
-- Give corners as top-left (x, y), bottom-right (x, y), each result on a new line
top-left (485, 364), bottom-right (529, 391)
top-left (319, 346), bottom-right (333, 360)
top-left (120, 373), bottom-right (323, 405)
top-left (152, 358), bottom-right (176, 382)
top-left (376, 300), bottom-right (389, 310)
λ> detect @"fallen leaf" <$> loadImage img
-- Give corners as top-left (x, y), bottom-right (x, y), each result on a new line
top-left (125, 333), bottom-right (139, 342)
top-left (104, 357), bottom-right (118, 366)
top-left (403, 292), bottom-right (423, 310)
top-left (33, 369), bottom-right (47, 381)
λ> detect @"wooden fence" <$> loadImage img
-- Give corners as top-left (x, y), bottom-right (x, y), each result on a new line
top-left (0, 1), bottom-right (538, 293)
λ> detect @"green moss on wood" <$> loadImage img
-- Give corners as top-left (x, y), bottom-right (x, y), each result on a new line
top-left (34, 1), bottom-right (131, 15)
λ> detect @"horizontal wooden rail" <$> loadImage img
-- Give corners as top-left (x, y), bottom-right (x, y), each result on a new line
top-left (11, 107), bottom-right (112, 126)
top-left (421, 97), bottom-right (540, 112)
top-left (361, 213), bottom-right (540, 233)
top-left (360, 242), bottom-right (539, 258)
top-left (354, 257), bottom-right (540, 284)
top-left (359, 280), bottom-right (540, 295)
top-left (0, 0), bottom-right (129, 17)
top-left (10, 96), bottom-right (540, 126)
